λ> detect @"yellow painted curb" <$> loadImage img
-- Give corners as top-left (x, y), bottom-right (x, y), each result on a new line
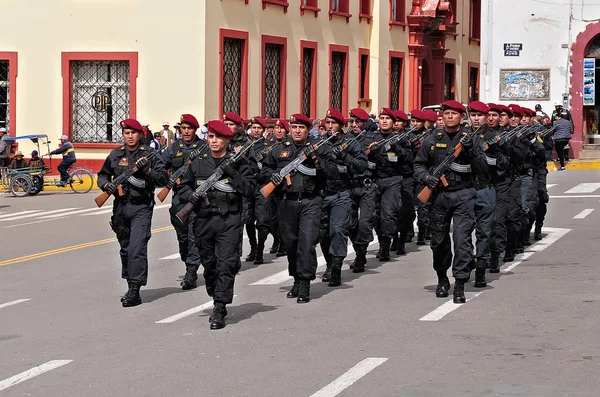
top-left (547, 160), bottom-right (600, 171)
top-left (36, 175), bottom-right (99, 192)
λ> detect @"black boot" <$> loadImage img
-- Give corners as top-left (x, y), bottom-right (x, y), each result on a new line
top-left (276, 239), bottom-right (287, 257)
top-left (503, 249), bottom-right (515, 263)
top-left (435, 272), bottom-right (450, 298)
top-left (390, 234), bottom-right (400, 252)
top-left (396, 234), bottom-right (407, 255)
top-left (297, 279), bottom-right (311, 303)
top-left (210, 302), bottom-right (226, 330)
top-left (245, 246), bottom-right (256, 262)
top-left (120, 282), bottom-right (132, 303)
top-left (352, 245), bottom-right (367, 273)
top-left (122, 283), bottom-right (142, 307)
top-left (209, 302), bottom-right (228, 322)
top-left (534, 224), bottom-right (543, 240)
top-left (181, 265), bottom-right (198, 290)
top-left (322, 263), bottom-right (332, 282)
top-left (405, 228), bottom-right (414, 242)
top-left (453, 279), bottom-right (466, 304)
top-left (328, 257), bottom-right (343, 287)
top-left (245, 223), bottom-right (257, 262)
top-left (416, 228), bottom-right (426, 246)
top-left (287, 278), bottom-right (300, 298)
top-left (378, 237), bottom-right (391, 261)
top-left (254, 230), bottom-right (267, 265)
top-left (489, 255), bottom-right (500, 273)
top-left (473, 259), bottom-right (487, 288)
top-left (269, 235), bottom-right (279, 254)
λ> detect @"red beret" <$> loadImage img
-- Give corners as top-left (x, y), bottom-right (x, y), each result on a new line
top-left (276, 119), bottom-right (290, 132)
top-left (468, 101), bottom-right (490, 114)
top-left (410, 109), bottom-right (425, 121)
top-left (349, 108), bottom-right (370, 121)
top-left (487, 103), bottom-right (503, 113)
top-left (119, 118), bottom-right (143, 133)
top-left (423, 110), bottom-right (438, 122)
top-left (325, 108), bottom-right (346, 124)
top-left (441, 100), bottom-right (466, 112)
top-left (522, 107), bottom-right (535, 117)
top-left (497, 104), bottom-right (513, 117)
top-left (208, 120), bottom-right (234, 138)
top-left (508, 104), bottom-right (524, 117)
top-left (393, 110), bottom-right (408, 122)
top-left (379, 108), bottom-right (397, 121)
top-left (180, 114), bottom-right (199, 129)
top-left (290, 113), bottom-right (312, 128)
top-left (437, 111), bottom-right (443, 117)
top-left (250, 116), bottom-right (267, 128)
top-left (223, 112), bottom-right (244, 125)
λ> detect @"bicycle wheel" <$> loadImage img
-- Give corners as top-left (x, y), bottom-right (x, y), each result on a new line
top-left (69, 168), bottom-right (94, 194)
top-left (29, 174), bottom-right (44, 196)
top-left (9, 174), bottom-right (33, 197)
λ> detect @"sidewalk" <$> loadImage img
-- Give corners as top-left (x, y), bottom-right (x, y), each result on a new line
top-left (548, 160), bottom-right (600, 171)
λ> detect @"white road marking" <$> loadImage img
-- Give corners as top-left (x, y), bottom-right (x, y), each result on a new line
top-left (0, 360), bottom-right (73, 392)
top-left (3, 218), bottom-right (55, 229)
top-left (309, 357), bottom-right (388, 397)
top-left (419, 292), bottom-right (481, 321)
top-left (564, 183), bottom-right (600, 194)
top-left (250, 237), bottom-right (379, 286)
top-left (522, 227), bottom-right (571, 254)
top-left (160, 253), bottom-right (180, 260)
top-left (40, 207), bottom-right (102, 218)
top-left (573, 209), bottom-right (594, 219)
top-left (549, 195), bottom-right (600, 199)
top-left (0, 208), bottom-right (78, 222)
top-left (546, 184), bottom-right (557, 189)
top-left (0, 210), bottom-right (40, 220)
top-left (0, 299), bottom-right (30, 310)
top-left (156, 295), bottom-right (238, 324)
top-left (83, 203), bottom-right (170, 216)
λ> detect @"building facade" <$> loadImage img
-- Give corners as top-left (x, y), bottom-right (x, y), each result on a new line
top-left (480, 1), bottom-right (600, 159)
top-left (0, 0), bottom-right (480, 171)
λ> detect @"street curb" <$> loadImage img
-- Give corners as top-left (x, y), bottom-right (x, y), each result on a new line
top-left (547, 160), bottom-right (600, 171)
top-left (40, 176), bottom-right (99, 192)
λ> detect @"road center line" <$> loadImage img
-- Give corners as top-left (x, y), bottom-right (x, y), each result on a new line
top-left (573, 208), bottom-right (594, 219)
top-left (419, 292), bottom-right (481, 321)
top-left (0, 299), bottom-right (31, 310)
top-left (0, 226), bottom-right (173, 267)
top-left (156, 295), bottom-right (238, 324)
top-left (309, 357), bottom-right (388, 397)
top-left (0, 360), bottom-right (73, 392)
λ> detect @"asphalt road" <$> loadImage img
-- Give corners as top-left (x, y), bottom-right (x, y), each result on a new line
top-left (1, 170), bottom-right (599, 396)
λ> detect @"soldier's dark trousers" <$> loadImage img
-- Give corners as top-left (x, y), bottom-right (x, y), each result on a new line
top-left (320, 190), bottom-right (352, 259)
top-left (519, 175), bottom-right (538, 238)
top-left (377, 176), bottom-right (403, 237)
top-left (490, 179), bottom-right (521, 257)
top-left (415, 184), bottom-right (430, 233)
top-left (398, 177), bottom-right (416, 239)
top-left (112, 201), bottom-right (153, 286)
top-left (474, 186), bottom-right (496, 261)
top-left (278, 196), bottom-right (322, 280)
top-left (428, 188), bottom-right (476, 280)
top-left (169, 193), bottom-right (201, 269)
top-left (194, 212), bottom-right (242, 304)
top-left (348, 185), bottom-right (376, 246)
top-left (255, 193), bottom-right (273, 234)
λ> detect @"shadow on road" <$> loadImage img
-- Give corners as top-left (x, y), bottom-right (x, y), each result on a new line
top-left (141, 286), bottom-right (186, 303)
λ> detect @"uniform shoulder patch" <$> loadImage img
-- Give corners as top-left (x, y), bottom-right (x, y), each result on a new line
top-left (279, 150), bottom-right (291, 158)
top-left (118, 157), bottom-right (129, 166)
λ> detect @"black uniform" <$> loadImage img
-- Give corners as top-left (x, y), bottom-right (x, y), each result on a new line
top-left (413, 129), bottom-right (433, 245)
top-left (261, 136), bottom-right (339, 302)
top-left (396, 128), bottom-right (418, 255)
top-left (413, 127), bottom-right (488, 303)
top-left (178, 149), bottom-right (256, 312)
top-left (534, 131), bottom-right (553, 239)
top-left (319, 131), bottom-right (367, 285)
top-left (97, 144), bottom-right (169, 306)
top-left (162, 137), bottom-right (207, 288)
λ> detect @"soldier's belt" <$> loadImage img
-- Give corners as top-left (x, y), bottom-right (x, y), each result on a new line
top-left (449, 162), bottom-right (472, 173)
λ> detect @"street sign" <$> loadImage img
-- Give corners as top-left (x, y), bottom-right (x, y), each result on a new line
top-left (504, 50), bottom-right (520, 56)
top-left (504, 43), bottom-right (523, 51)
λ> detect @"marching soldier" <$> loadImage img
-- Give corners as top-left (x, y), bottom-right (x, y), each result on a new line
top-left (161, 114), bottom-right (206, 290)
top-left (394, 109), bottom-right (416, 255)
top-left (261, 114), bottom-right (339, 303)
top-left (97, 119), bottom-right (169, 307)
top-left (319, 108), bottom-right (367, 286)
top-left (178, 120), bottom-right (257, 329)
top-left (413, 101), bottom-right (488, 304)
top-left (267, 120), bottom-right (289, 257)
top-left (423, 110), bottom-right (438, 130)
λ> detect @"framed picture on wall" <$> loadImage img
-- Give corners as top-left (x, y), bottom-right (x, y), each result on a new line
top-left (499, 69), bottom-right (551, 101)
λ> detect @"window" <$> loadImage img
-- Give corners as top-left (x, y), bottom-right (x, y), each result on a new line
top-left (61, 52), bottom-right (137, 147)
top-left (389, 52), bottom-right (405, 110)
top-left (262, 35), bottom-right (287, 119)
top-left (390, 0), bottom-right (406, 27)
top-left (470, 0), bottom-right (481, 43)
top-left (359, 0), bottom-right (372, 22)
top-left (300, 41), bottom-right (318, 117)
top-left (219, 29), bottom-right (249, 118)
top-left (444, 61), bottom-right (456, 101)
top-left (0, 52), bottom-right (17, 136)
top-left (301, 0), bottom-right (320, 16)
top-left (329, 0), bottom-right (351, 22)
top-left (358, 48), bottom-right (370, 105)
top-left (469, 63), bottom-right (480, 102)
top-left (262, 0), bottom-right (289, 13)
top-left (329, 45), bottom-right (349, 115)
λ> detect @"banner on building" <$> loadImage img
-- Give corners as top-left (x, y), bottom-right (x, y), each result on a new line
top-left (583, 58), bottom-right (595, 106)
top-left (499, 69), bottom-right (550, 101)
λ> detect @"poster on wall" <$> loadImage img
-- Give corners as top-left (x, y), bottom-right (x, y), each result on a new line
top-left (583, 58), bottom-right (595, 106)
top-left (499, 69), bottom-right (550, 101)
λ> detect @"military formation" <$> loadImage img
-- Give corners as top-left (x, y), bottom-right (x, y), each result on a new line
top-left (96, 99), bottom-right (554, 330)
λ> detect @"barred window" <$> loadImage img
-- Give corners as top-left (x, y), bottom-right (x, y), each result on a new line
top-left (222, 37), bottom-right (244, 115)
top-left (389, 57), bottom-right (402, 110)
top-left (469, 66), bottom-right (479, 102)
top-left (71, 61), bottom-right (130, 143)
top-left (330, 51), bottom-right (346, 112)
top-left (301, 47), bottom-right (315, 116)
top-left (0, 61), bottom-right (9, 132)
top-left (264, 43), bottom-right (283, 118)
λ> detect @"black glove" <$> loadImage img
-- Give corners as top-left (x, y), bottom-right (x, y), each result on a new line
top-left (305, 144), bottom-right (318, 159)
top-left (222, 161), bottom-right (238, 178)
top-left (135, 157), bottom-right (150, 172)
top-left (189, 193), bottom-right (200, 206)
top-left (461, 135), bottom-right (474, 151)
top-left (333, 146), bottom-right (348, 161)
top-left (102, 182), bottom-right (116, 194)
top-left (426, 175), bottom-right (440, 189)
top-left (271, 173), bottom-right (283, 185)
top-left (520, 134), bottom-right (533, 147)
top-left (486, 140), bottom-right (500, 154)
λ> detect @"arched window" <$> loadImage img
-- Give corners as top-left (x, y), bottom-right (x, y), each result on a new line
top-left (587, 35), bottom-right (600, 57)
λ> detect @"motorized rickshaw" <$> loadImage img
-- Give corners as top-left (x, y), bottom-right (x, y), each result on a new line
top-left (0, 134), bottom-right (95, 197)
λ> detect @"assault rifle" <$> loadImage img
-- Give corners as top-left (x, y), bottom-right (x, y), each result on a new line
top-left (156, 142), bottom-right (209, 202)
top-left (260, 132), bottom-right (340, 199)
top-left (417, 125), bottom-right (484, 204)
top-left (257, 141), bottom-right (282, 161)
top-left (94, 151), bottom-right (159, 208)
top-left (410, 128), bottom-right (436, 146)
top-left (331, 130), bottom-right (365, 158)
top-left (365, 127), bottom-right (416, 155)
